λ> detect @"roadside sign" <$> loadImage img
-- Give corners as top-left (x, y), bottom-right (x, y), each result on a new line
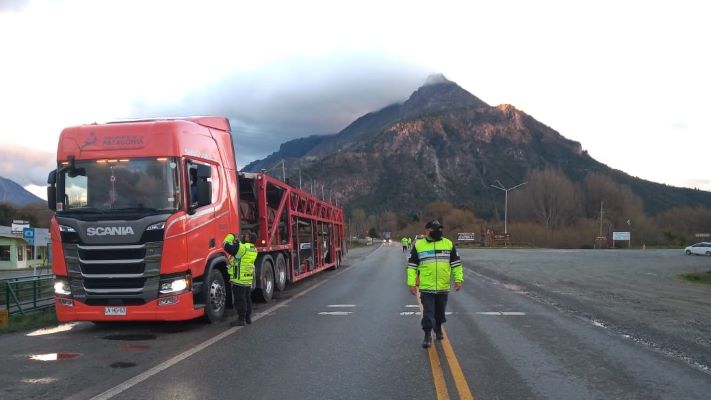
top-left (23, 227), bottom-right (35, 246)
top-left (11, 220), bottom-right (30, 234)
top-left (612, 232), bottom-right (630, 241)
top-left (457, 232), bottom-right (477, 241)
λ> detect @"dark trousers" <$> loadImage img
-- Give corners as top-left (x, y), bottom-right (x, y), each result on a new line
top-left (402, 245), bottom-right (407, 252)
top-left (420, 292), bottom-right (448, 333)
top-left (232, 283), bottom-right (252, 321)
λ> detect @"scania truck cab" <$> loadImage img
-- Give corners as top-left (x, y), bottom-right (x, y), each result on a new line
top-left (47, 117), bottom-right (238, 322)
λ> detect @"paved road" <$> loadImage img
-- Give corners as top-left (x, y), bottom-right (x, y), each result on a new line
top-left (1, 245), bottom-right (709, 399)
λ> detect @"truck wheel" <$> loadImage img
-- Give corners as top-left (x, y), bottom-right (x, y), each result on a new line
top-left (275, 253), bottom-right (287, 292)
top-left (204, 268), bottom-right (226, 323)
top-left (329, 252), bottom-right (340, 271)
top-left (686, 250), bottom-right (691, 255)
top-left (255, 260), bottom-right (274, 302)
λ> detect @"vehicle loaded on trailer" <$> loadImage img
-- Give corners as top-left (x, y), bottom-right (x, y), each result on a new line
top-left (46, 117), bottom-right (344, 323)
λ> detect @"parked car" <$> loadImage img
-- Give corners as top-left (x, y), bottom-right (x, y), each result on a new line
top-left (684, 242), bottom-right (711, 256)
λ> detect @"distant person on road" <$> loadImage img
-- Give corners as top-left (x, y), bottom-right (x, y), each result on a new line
top-left (407, 220), bottom-right (463, 348)
top-left (401, 237), bottom-right (408, 253)
top-left (406, 236), bottom-right (412, 251)
top-left (223, 231), bottom-right (258, 327)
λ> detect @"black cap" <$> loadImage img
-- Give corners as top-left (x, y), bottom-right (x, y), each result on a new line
top-left (425, 220), bottom-right (443, 229)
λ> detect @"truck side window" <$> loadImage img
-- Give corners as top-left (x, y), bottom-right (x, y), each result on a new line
top-left (186, 160), bottom-right (213, 208)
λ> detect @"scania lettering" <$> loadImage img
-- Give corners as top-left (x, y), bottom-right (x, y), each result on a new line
top-left (47, 117), bottom-right (344, 322)
top-left (87, 227), bottom-right (135, 236)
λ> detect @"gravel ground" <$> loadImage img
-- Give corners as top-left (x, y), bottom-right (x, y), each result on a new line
top-left (460, 248), bottom-right (711, 372)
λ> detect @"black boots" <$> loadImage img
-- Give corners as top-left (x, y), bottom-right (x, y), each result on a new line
top-left (422, 332), bottom-right (432, 348)
top-left (245, 315), bottom-right (252, 324)
top-left (230, 319), bottom-right (246, 327)
top-left (435, 325), bottom-right (444, 340)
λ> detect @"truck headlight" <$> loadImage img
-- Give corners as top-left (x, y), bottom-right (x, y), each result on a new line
top-left (159, 275), bottom-right (191, 295)
top-left (59, 225), bottom-right (76, 233)
top-left (54, 278), bottom-right (72, 296)
top-left (146, 222), bottom-right (165, 231)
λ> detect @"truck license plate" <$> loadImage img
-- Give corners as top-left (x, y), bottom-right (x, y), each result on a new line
top-left (104, 306), bottom-right (126, 316)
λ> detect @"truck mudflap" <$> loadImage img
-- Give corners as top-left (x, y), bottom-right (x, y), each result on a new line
top-left (54, 292), bottom-right (204, 322)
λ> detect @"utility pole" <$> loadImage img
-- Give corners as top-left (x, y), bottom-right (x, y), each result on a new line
top-left (490, 180), bottom-right (527, 234)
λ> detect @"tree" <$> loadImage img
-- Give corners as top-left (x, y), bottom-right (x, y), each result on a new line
top-left (350, 208), bottom-right (367, 237)
top-left (583, 173), bottom-right (644, 230)
top-left (511, 169), bottom-right (581, 230)
top-left (379, 211), bottom-right (398, 233)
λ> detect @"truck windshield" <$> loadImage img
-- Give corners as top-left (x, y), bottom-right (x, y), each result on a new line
top-left (60, 158), bottom-right (181, 213)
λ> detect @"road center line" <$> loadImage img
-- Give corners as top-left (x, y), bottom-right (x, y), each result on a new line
top-left (89, 266), bottom-right (354, 400)
top-left (417, 292), bottom-right (450, 400)
top-left (440, 327), bottom-right (476, 400)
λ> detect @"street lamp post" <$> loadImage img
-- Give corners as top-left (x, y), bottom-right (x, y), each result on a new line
top-left (490, 180), bottom-right (527, 234)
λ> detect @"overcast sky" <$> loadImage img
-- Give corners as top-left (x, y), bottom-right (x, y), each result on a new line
top-left (1, 0), bottom-right (709, 199)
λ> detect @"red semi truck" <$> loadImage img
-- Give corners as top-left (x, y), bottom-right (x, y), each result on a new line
top-left (46, 117), bottom-right (344, 322)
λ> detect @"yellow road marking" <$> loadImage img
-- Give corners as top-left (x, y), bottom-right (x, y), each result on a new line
top-left (441, 327), bottom-right (475, 400)
top-left (428, 343), bottom-right (450, 399)
top-left (417, 291), bottom-right (476, 400)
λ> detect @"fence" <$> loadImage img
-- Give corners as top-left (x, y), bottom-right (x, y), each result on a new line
top-left (0, 274), bottom-right (55, 316)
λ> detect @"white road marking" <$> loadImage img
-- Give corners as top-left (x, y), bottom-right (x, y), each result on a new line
top-left (89, 265), bottom-right (354, 400)
top-left (22, 377), bottom-right (58, 384)
top-left (399, 311), bottom-right (453, 316)
top-left (476, 312), bottom-right (526, 316)
top-left (327, 304), bottom-right (356, 307)
top-left (404, 305), bottom-right (420, 308)
top-left (318, 311), bottom-right (353, 316)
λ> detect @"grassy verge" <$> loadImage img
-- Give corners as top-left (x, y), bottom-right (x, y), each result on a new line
top-left (676, 271), bottom-right (711, 285)
top-left (0, 309), bottom-right (57, 334)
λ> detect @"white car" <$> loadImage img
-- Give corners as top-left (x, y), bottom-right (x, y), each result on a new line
top-left (684, 242), bottom-right (711, 256)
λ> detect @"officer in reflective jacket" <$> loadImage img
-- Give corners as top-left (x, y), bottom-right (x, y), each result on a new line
top-left (223, 231), bottom-right (258, 327)
top-left (407, 220), bottom-right (463, 348)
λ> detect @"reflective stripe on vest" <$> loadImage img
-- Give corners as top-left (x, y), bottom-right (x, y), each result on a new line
top-left (414, 238), bottom-right (454, 292)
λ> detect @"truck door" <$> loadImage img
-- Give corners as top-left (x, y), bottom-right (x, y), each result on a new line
top-left (185, 160), bottom-right (218, 275)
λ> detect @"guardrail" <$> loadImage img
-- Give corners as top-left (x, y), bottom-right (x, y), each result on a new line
top-left (0, 274), bottom-right (55, 316)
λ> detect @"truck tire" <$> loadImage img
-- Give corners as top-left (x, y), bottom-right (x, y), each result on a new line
top-left (204, 268), bottom-right (227, 323)
top-left (254, 258), bottom-right (274, 302)
top-left (275, 253), bottom-right (287, 292)
top-left (329, 252), bottom-right (340, 271)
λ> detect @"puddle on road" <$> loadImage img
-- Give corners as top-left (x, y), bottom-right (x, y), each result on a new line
top-left (28, 353), bottom-right (80, 361)
top-left (103, 334), bottom-right (157, 341)
top-left (110, 361), bottom-right (137, 369)
top-left (26, 323), bottom-right (79, 337)
top-left (121, 344), bottom-right (149, 352)
top-left (22, 377), bottom-right (59, 384)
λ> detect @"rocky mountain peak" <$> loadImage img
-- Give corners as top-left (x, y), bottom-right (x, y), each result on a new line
top-left (402, 74), bottom-right (489, 117)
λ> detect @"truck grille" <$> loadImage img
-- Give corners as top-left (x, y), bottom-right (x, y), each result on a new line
top-left (63, 242), bottom-right (162, 304)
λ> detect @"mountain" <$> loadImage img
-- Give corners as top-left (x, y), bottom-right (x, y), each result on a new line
top-left (243, 75), bottom-right (711, 217)
top-left (0, 176), bottom-right (44, 206)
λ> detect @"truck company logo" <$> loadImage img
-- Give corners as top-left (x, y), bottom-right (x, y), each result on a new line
top-left (102, 135), bottom-right (144, 147)
top-left (80, 132), bottom-right (97, 149)
top-left (87, 227), bottom-right (135, 236)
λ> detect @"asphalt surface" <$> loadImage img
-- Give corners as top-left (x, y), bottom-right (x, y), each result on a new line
top-left (1, 245), bottom-right (709, 399)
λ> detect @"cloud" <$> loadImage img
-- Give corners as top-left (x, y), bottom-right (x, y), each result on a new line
top-left (0, 144), bottom-right (55, 186)
top-left (674, 178), bottom-right (711, 192)
top-left (129, 51), bottom-right (432, 166)
top-left (0, 0), bottom-right (30, 13)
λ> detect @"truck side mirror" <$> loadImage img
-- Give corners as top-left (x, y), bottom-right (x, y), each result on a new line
top-left (47, 170), bottom-right (57, 211)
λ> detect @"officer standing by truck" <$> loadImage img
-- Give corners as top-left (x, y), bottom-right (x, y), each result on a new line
top-left (407, 220), bottom-right (463, 348)
top-left (223, 231), bottom-right (259, 326)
